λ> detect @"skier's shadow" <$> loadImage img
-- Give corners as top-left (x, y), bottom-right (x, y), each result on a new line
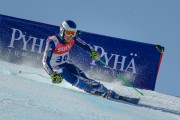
top-left (138, 103), bottom-right (180, 116)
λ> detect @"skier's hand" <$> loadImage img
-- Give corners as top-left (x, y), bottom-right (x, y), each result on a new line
top-left (50, 72), bottom-right (63, 84)
top-left (90, 50), bottom-right (100, 61)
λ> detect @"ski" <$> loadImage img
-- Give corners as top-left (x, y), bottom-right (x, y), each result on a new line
top-left (93, 91), bottom-right (140, 105)
top-left (113, 95), bottom-right (140, 105)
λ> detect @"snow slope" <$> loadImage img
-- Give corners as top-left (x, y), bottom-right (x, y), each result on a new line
top-left (0, 61), bottom-right (180, 120)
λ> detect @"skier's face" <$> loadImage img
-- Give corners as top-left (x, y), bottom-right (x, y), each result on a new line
top-left (64, 34), bottom-right (74, 43)
top-left (63, 29), bottom-right (76, 43)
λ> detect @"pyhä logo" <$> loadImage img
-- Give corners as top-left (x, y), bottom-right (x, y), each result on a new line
top-left (91, 45), bottom-right (137, 74)
top-left (8, 28), bottom-right (45, 54)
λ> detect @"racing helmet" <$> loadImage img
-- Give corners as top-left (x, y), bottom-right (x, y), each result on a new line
top-left (60, 20), bottom-right (77, 37)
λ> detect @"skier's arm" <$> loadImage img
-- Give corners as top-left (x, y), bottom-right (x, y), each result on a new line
top-left (42, 39), bottom-right (55, 75)
top-left (75, 37), bottom-right (100, 61)
top-left (75, 37), bottom-right (93, 53)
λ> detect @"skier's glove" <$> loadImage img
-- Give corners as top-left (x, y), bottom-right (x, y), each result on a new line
top-left (90, 50), bottom-right (100, 61)
top-left (50, 72), bottom-right (63, 84)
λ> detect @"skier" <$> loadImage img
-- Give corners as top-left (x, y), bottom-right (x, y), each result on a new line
top-left (42, 20), bottom-right (139, 104)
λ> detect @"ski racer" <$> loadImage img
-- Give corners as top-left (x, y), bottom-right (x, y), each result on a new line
top-left (42, 20), bottom-right (138, 103)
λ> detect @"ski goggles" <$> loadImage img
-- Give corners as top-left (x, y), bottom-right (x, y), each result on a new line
top-left (65, 30), bottom-right (77, 37)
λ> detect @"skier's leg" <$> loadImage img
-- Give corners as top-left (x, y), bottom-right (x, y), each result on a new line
top-left (65, 63), bottom-right (89, 79)
top-left (55, 63), bottom-right (115, 97)
top-left (65, 63), bottom-right (109, 94)
top-left (54, 65), bottom-right (95, 94)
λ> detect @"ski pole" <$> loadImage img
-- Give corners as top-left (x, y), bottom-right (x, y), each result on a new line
top-left (98, 59), bottom-right (144, 96)
top-left (18, 71), bottom-right (50, 79)
top-left (19, 71), bottom-right (38, 74)
top-left (75, 37), bottom-right (144, 96)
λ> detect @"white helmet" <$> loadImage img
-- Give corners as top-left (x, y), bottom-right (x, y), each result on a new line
top-left (60, 20), bottom-right (77, 37)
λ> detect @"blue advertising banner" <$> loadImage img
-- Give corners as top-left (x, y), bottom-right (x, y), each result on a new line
top-left (0, 14), bottom-right (164, 90)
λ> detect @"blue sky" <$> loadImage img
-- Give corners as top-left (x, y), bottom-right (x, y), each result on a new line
top-left (0, 0), bottom-right (180, 97)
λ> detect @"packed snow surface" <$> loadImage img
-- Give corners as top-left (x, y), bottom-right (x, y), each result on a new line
top-left (0, 61), bottom-right (180, 120)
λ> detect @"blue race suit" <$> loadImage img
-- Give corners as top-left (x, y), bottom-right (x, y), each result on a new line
top-left (42, 34), bottom-right (119, 98)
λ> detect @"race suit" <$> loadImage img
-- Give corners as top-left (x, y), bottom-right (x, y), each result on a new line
top-left (42, 34), bottom-right (118, 98)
